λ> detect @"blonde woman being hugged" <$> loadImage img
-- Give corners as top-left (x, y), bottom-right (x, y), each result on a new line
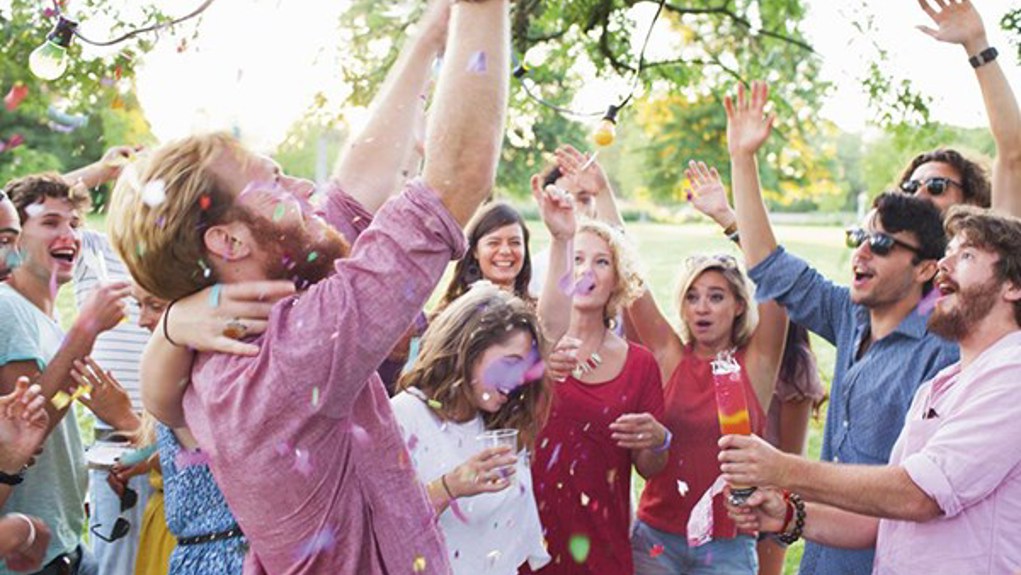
top-left (523, 180), bottom-right (668, 575)
top-left (390, 284), bottom-right (553, 574)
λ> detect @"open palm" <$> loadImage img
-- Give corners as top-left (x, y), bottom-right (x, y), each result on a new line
top-left (725, 81), bottom-right (774, 156)
top-left (916, 0), bottom-right (985, 47)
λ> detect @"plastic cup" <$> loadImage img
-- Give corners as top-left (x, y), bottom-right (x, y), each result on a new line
top-left (477, 428), bottom-right (518, 483)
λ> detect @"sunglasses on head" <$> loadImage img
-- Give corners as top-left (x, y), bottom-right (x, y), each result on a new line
top-left (685, 254), bottom-right (739, 269)
top-left (899, 177), bottom-right (961, 197)
top-left (845, 227), bottom-right (922, 257)
top-left (90, 486), bottom-right (138, 543)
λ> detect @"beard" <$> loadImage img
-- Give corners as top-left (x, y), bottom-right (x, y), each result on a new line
top-left (243, 212), bottom-right (350, 290)
top-left (927, 277), bottom-right (1000, 342)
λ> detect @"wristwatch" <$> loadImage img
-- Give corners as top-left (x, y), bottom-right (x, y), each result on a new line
top-left (0, 465), bottom-right (27, 486)
top-left (969, 47), bottom-right (998, 69)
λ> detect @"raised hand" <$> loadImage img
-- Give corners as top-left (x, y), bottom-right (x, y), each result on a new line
top-left (76, 281), bottom-right (131, 336)
top-left (916, 0), bottom-right (987, 52)
top-left (72, 357), bottom-right (139, 431)
top-left (609, 413), bottom-right (668, 451)
top-left (531, 174), bottom-right (576, 241)
top-left (686, 160), bottom-right (735, 226)
top-left (724, 81), bottom-right (774, 157)
top-left (555, 144), bottom-right (610, 198)
top-left (0, 378), bottom-right (48, 474)
top-left (165, 280), bottom-right (296, 356)
top-left (444, 445), bottom-right (517, 498)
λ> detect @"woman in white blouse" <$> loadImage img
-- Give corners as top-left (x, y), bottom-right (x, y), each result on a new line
top-left (390, 283), bottom-right (553, 574)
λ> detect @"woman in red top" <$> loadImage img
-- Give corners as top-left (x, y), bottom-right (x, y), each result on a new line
top-left (523, 180), bottom-right (669, 575)
top-left (627, 163), bottom-right (787, 572)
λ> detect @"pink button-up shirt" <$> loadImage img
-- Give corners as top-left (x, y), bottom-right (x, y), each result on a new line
top-left (875, 330), bottom-right (1021, 574)
top-left (184, 181), bottom-right (464, 575)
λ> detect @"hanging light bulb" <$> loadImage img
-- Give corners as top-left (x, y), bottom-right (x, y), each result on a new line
top-left (29, 16), bottom-right (78, 81)
top-left (592, 104), bottom-right (620, 147)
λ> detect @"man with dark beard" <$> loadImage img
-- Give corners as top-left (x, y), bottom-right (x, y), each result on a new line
top-left (106, 0), bottom-right (510, 572)
top-left (719, 206), bottom-right (1021, 574)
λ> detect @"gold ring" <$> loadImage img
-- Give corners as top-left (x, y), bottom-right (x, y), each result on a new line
top-left (223, 319), bottom-right (247, 340)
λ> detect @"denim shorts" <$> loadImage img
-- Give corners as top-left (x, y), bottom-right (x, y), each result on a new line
top-left (631, 519), bottom-right (757, 575)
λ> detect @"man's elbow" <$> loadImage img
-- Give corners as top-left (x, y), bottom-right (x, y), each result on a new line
top-left (898, 493), bottom-right (943, 523)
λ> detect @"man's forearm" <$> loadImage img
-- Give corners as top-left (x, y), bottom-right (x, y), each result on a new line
top-left (33, 324), bottom-right (99, 434)
top-left (423, 0), bottom-right (509, 225)
top-left (140, 326), bottom-right (193, 428)
top-left (781, 455), bottom-right (941, 522)
top-left (800, 502), bottom-right (880, 550)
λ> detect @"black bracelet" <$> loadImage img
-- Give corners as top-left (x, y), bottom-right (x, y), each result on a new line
top-left (776, 492), bottom-right (805, 545)
top-left (969, 46), bottom-right (998, 69)
top-left (162, 300), bottom-right (183, 348)
top-left (440, 473), bottom-right (456, 500)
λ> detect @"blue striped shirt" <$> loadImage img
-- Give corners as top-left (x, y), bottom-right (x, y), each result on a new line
top-left (748, 247), bottom-right (959, 575)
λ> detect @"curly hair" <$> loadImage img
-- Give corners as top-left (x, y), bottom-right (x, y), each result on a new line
top-left (397, 284), bottom-right (552, 451)
top-left (438, 202), bottom-right (533, 311)
top-left (4, 173), bottom-right (91, 223)
top-left (898, 148), bottom-right (990, 208)
top-left (944, 205), bottom-right (1021, 326)
top-left (576, 220), bottom-right (645, 327)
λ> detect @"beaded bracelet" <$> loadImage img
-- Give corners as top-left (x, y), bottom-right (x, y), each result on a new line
top-left (776, 492), bottom-right (805, 545)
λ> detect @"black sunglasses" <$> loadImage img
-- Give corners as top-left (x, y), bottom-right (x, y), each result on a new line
top-left (845, 227), bottom-right (922, 257)
top-left (90, 486), bottom-right (138, 543)
top-left (900, 177), bottom-right (961, 197)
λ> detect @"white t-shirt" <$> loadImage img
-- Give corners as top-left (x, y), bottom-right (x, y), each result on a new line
top-left (390, 389), bottom-right (550, 575)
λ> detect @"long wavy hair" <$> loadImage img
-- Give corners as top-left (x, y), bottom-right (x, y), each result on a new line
top-left (438, 202), bottom-right (532, 310)
top-left (398, 284), bottom-right (552, 450)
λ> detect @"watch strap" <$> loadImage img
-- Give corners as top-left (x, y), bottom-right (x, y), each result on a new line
top-left (969, 47), bottom-right (998, 69)
top-left (0, 465), bottom-right (26, 485)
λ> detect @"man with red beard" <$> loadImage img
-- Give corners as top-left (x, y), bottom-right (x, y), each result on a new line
top-left (107, 0), bottom-right (510, 573)
top-left (719, 206), bottom-right (1021, 574)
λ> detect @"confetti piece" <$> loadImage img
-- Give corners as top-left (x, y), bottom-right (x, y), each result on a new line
top-left (466, 51), bottom-right (488, 74)
top-left (406, 433), bottom-right (418, 451)
top-left (546, 443), bottom-right (562, 472)
top-left (568, 534), bottom-right (590, 564)
top-left (486, 549), bottom-right (501, 566)
top-left (4, 82), bottom-right (28, 111)
top-left (141, 180), bottom-right (166, 207)
top-left (311, 386), bottom-right (320, 407)
top-left (650, 543), bottom-right (665, 558)
top-left (917, 288), bottom-right (940, 315)
top-left (47, 106), bottom-right (89, 128)
top-left (427, 398), bottom-right (443, 410)
top-left (51, 390), bottom-right (73, 410)
top-left (199, 195), bottom-right (211, 210)
top-left (294, 448), bottom-right (313, 476)
top-left (412, 556), bottom-right (427, 572)
top-left (677, 480), bottom-right (689, 497)
top-left (272, 202), bottom-right (286, 222)
top-left (306, 251), bottom-right (318, 262)
top-left (449, 499), bottom-right (469, 523)
top-left (580, 492), bottom-right (590, 506)
top-left (293, 525), bottom-right (337, 561)
top-left (176, 447), bottom-right (210, 469)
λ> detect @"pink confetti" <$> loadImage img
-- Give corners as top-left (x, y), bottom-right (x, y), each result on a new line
top-left (448, 499), bottom-right (469, 524)
top-left (546, 443), bottom-right (562, 472)
top-left (293, 525), bottom-right (337, 561)
top-left (175, 448), bottom-right (210, 469)
top-left (293, 448), bottom-right (313, 476)
top-left (407, 434), bottom-right (419, 451)
top-left (466, 51), bottom-right (488, 74)
top-left (4, 83), bottom-right (28, 111)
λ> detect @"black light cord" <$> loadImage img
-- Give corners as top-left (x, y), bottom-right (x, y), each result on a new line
top-left (515, 0), bottom-right (667, 118)
top-left (51, 0), bottom-right (216, 47)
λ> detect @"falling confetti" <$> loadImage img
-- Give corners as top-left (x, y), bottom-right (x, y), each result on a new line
top-left (412, 556), bottom-right (427, 572)
top-left (466, 51), bottom-right (488, 74)
top-left (306, 251), bottom-right (318, 262)
top-left (579, 492), bottom-right (590, 507)
top-left (311, 386), bottom-right (320, 407)
top-left (568, 534), bottom-right (591, 564)
top-left (650, 544), bottom-right (665, 558)
top-left (293, 525), bottom-right (337, 561)
top-left (448, 499), bottom-right (469, 523)
top-left (293, 448), bottom-right (313, 476)
top-left (273, 202), bottom-right (286, 222)
top-left (199, 195), bottom-right (211, 210)
top-left (176, 448), bottom-right (211, 469)
top-left (141, 180), bottom-right (167, 207)
top-left (4, 83), bottom-right (28, 111)
top-left (427, 398), bottom-right (443, 410)
top-left (677, 480), bottom-right (689, 497)
top-left (546, 443), bottom-right (562, 472)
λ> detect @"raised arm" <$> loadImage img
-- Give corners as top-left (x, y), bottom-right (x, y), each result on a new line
top-left (555, 144), bottom-right (625, 228)
top-left (63, 146), bottom-right (138, 190)
top-left (725, 81), bottom-right (778, 269)
top-left (916, 0), bottom-right (1021, 215)
top-left (332, 0), bottom-right (449, 213)
top-left (422, 0), bottom-right (509, 225)
top-left (686, 159), bottom-right (786, 408)
top-left (534, 176), bottom-right (577, 343)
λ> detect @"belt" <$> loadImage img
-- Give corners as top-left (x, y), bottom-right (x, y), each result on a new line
top-left (33, 545), bottom-right (81, 575)
top-left (178, 524), bottom-right (244, 546)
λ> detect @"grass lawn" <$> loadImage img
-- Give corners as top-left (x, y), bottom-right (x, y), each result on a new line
top-left (57, 216), bottom-right (854, 573)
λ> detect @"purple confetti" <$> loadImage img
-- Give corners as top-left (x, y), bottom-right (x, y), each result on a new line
top-left (558, 269), bottom-right (596, 297)
top-left (481, 345), bottom-right (544, 394)
top-left (546, 443), bottom-right (562, 472)
top-left (448, 499), bottom-right (470, 524)
top-left (293, 525), bottom-right (337, 561)
top-left (466, 51), bottom-right (488, 74)
top-left (917, 288), bottom-right (940, 315)
top-left (407, 433), bottom-right (419, 451)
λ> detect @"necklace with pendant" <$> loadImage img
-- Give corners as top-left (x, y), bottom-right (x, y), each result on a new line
top-left (572, 329), bottom-right (608, 379)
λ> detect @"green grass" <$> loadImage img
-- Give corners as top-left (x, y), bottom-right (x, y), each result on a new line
top-left (58, 216), bottom-right (851, 573)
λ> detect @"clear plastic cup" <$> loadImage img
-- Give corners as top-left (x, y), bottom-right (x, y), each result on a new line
top-left (477, 428), bottom-right (519, 483)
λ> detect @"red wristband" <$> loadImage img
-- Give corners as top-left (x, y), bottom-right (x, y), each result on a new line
top-left (780, 490), bottom-right (795, 533)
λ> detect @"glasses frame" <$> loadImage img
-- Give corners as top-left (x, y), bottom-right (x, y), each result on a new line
top-left (845, 227), bottom-right (923, 257)
top-left (899, 177), bottom-right (962, 197)
top-left (89, 486), bottom-right (138, 543)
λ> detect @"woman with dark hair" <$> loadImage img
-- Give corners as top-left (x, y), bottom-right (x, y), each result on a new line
top-left (438, 202), bottom-right (533, 310)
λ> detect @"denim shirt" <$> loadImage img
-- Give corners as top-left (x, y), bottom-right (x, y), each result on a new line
top-left (748, 247), bottom-right (959, 575)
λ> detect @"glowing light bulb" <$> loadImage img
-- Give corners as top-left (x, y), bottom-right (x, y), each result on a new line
top-left (592, 104), bottom-right (621, 147)
top-left (29, 17), bottom-right (78, 81)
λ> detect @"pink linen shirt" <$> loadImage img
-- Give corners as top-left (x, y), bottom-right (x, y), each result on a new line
top-left (183, 181), bottom-right (464, 575)
top-left (874, 330), bottom-right (1021, 575)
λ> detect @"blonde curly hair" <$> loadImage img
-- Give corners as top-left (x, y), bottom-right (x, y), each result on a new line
top-left (576, 220), bottom-right (645, 326)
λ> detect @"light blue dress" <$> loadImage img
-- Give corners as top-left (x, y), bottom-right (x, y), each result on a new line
top-left (158, 424), bottom-right (247, 574)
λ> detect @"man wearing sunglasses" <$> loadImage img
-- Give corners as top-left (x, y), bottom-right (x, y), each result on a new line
top-left (724, 80), bottom-right (960, 575)
top-left (897, 0), bottom-right (1021, 217)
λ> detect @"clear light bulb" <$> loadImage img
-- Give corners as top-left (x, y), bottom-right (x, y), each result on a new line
top-left (29, 41), bottom-right (68, 80)
top-left (28, 16), bottom-right (78, 81)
